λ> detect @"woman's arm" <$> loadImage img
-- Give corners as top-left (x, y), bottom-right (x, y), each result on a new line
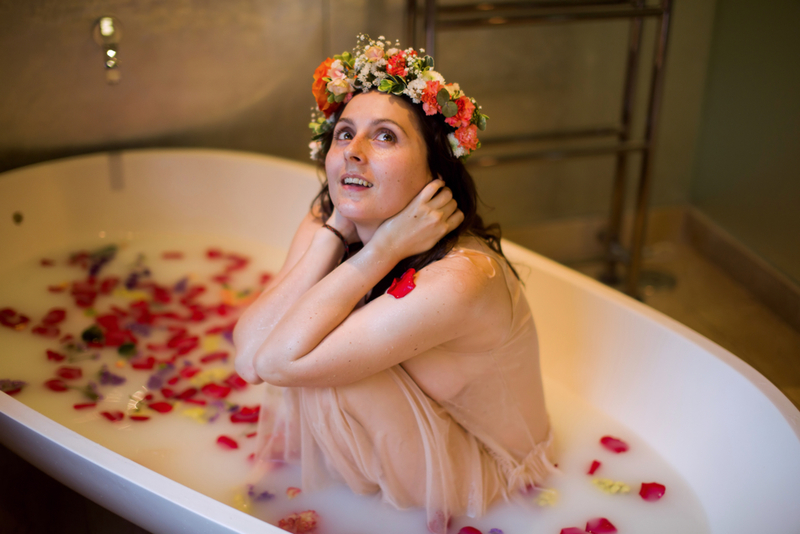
top-left (233, 206), bottom-right (354, 383)
top-left (247, 180), bottom-right (504, 388)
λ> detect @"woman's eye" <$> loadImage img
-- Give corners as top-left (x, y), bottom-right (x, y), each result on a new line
top-left (335, 130), bottom-right (353, 141)
top-left (376, 131), bottom-right (396, 142)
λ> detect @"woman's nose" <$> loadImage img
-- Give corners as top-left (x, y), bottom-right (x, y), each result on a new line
top-left (344, 135), bottom-right (366, 162)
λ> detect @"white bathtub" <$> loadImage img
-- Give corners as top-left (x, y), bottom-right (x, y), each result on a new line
top-left (1, 149), bottom-right (798, 533)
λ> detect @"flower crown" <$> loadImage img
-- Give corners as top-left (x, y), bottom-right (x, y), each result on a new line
top-left (309, 34), bottom-right (488, 162)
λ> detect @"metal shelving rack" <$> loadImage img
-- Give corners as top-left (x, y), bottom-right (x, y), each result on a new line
top-left (405, 0), bottom-right (673, 298)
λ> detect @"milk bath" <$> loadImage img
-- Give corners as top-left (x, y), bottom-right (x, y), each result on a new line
top-left (0, 234), bottom-right (708, 533)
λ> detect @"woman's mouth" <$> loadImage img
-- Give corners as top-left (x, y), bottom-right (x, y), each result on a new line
top-left (342, 176), bottom-right (373, 188)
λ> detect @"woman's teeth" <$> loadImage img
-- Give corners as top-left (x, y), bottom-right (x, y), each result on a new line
top-left (343, 177), bottom-right (373, 187)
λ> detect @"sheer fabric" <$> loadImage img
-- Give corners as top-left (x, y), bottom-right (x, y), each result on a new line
top-left (256, 242), bottom-right (555, 533)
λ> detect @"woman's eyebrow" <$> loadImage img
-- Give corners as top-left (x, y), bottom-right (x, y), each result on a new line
top-left (336, 117), bottom-right (408, 136)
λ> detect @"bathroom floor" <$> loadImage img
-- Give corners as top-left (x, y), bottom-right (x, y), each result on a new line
top-left (2, 237), bottom-right (799, 534)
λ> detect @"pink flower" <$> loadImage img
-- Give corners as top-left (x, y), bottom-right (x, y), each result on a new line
top-left (364, 45), bottom-right (384, 62)
top-left (445, 96), bottom-right (475, 128)
top-left (639, 482), bottom-right (666, 501)
top-left (454, 124), bottom-right (479, 152)
top-left (600, 436), bottom-right (629, 453)
top-left (421, 81), bottom-right (442, 115)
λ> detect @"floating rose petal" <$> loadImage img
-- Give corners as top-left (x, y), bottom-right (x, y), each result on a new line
top-left (167, 376), bottom-right (181, 386)
top-left (202, 383), bottom-right (231, 399)
top-left (1, 379), bottom-right (26, 395)
top-left (179, 366), bottom-right (201, 378)
top-left (230, 405), bottom-right (260, 423)
top-left (41, 308), bottom-right (67, 325)
top-left (246, 432), bottom-right (257, 438)
top-left (178, 387), bottom-right (198, 399)
top-left (45, 379), bottom-right (68, 392)
top-left (99, 277), bottom-right (119, 295)
top-left (73, 402), bottom-right (96, 410)
top-left (40, 258), bottom-right (55, 266)
top-left (207, 248), bottom-right (223, 259)
top-left (560, 529), bottom-right (586, 534)
top-left (639, 482), bottom-right (666, 502)
top-left (183, 398), bottom-right (207, 406)
top-left (57, 366), bottom-right (83, 380)
top-left (223, 373), bottom-right (248, 391)
top-left (260, 273), bottom-right (273, 285)
top-left (149, 402), bottom-right (173, 413)
top-left (585, 517), bottom-right (617, 534)
top-left (387, 268), bottom-right (416, 298)
top-left (48, 284), bottom-right (67, 293)
top-left (32, 325), bottom-right (60, 338)
top-left (130, 415), bottom-right (150, 421)
top-left (600, 436), bottom-right (629, 453)
top-left (200, 351), bottom-right (229, 364)
top-left (588, 460), bottom-right (601, 475)
top-left (46, 349), bottom-right (66, 362)
top-left (217, 435), bottom-right (239, 450)
top-left (132, 356), bottom-right (156, 370)
top-left (100, 411), bottom-right (124, 422)
top-left (161, 388), bottom-right (177, 399)
top-left (278, 510), bottom-right (319, 534)
top-left (458, 527), bottom-right (482, 534)
top-left (1, 307), bottom-right (31, 330)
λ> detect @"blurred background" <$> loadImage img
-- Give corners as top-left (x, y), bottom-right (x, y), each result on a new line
top-left (0, 1), bottom-right (798, 530)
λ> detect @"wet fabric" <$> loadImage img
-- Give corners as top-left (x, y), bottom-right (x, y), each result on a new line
top-left (256, 241), bottom-right (555, 533)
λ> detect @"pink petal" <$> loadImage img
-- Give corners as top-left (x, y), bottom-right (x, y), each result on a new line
top-left (73, 402), bottom-right (97, 410)
top-left (45, 379), bottom-right (68, 392)
top-left (588, 460), bottom-right (601, 475)
top-left (600, 436), bottom-right (629, 453)
top-left (586, 517), bottom-right (617, 534)
top-left (639, 482), bottom-right (666, 502)
top-left (56, 366), bottom-right (83, 380)
top-left (458, 528), bottom-right (482, 534)
top-left (387, 268), bottom-right (416, 299)
top-left (201, 383), bottom-right (231, 399)
top-left (130, 415), bottom-right (150, 421)
top-left (560, 529), bottom-right (587, 534)
top-left (148, 401), bottom-right (173, 413)
top-left (100, 411), bottom-right (124, 422)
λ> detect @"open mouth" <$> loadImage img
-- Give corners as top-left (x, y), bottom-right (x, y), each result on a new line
top-left (342, 176), bottom-right (373, 188)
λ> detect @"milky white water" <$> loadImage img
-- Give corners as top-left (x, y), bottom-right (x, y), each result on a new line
top-left (0, 234), bottom-right (709, 534)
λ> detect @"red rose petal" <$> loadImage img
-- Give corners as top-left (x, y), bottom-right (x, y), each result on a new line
top-left (167, 376), bottom-right (180, 385)
top-left (148, 401), bottom-right (173, 413)
top-left (560, 529), bottom-right (586, 534)
top-left (387, 268), bottom-right (416, 299)
top-left (40, 258), bottom-right (56, 266)
top-left (46, 350), bottom-right (66, 362)
top-left (56, 366), bottom-right (83, 380)
top-left (131, 356), bottom-right (156, 370)
top-left (130, 415), bottom-right (151, 421)
top-left (48, 285), bottom-right (67, 293)
top-left (200, 351), bottom-right (229, 364)
top-left (100, 411), bottom-right (124, 422)
top-left (177, 387), bottom-right (198, 399)
top-left (99, 277), bottom-right (119, 295)
top-left (206, 248), bottom-right (223, 259)
top-left (223, 372), bottom-right (248, 390)
top-left (260, 273), bottom-right (273, 285)
top-left (278, 510), bottom-right (319, 534)
top-left (41, 308), bottom-right (67, 325)
top-left (32, 325), bottom-right (60, 338)
top-left (179, 366), bottom-right (200, 378)
top-left (183, 398), bottom-right (206, 406)
top-left (201, 383), bottom-right (231, 399)
top-left (45, 379), bottom-right (69, 392)
top-left (73, 402), bottom-right (96, 410)
top-left (458, 527), bottom-right (482, 534)
top-left (639, 482), bottom-right (666, 502)
top-left (161, 388), bottom-right (177, 399)
top-left (586, 517), bottom-right (617, 534)
top-left (0, 307), bottom-right (31, 330)
top-left (588, 460), bottom-right (601, 475)
top-left (600, 436), bottom-right (629, 453)
top-left (217, 435), bottom-right (239, 449)
top-left (230, 405), bottom-right (260, 423)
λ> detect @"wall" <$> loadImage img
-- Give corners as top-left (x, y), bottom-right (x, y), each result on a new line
top-left (690, 0), bottom-right (800, 284)
top-left (0, 0), bottom-right (716, 232)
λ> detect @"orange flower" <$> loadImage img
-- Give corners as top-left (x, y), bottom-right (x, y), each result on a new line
top-left (445, 96), bottom-right (475, 129)
top-left (454, 124), bottom-right (479, 152)
top-left (421, 80), bottom-right (442, 116)
top-left (386, 53), bottom-right (407, 76)
top-left (312, 57), bottom-right (340, 118)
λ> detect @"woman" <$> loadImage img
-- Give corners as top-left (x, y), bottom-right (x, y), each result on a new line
top-left (234, 35), bottom-right (554, 533)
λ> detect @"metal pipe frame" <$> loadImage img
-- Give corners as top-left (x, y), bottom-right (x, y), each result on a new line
top-left (410, 0), bottom-right (674, 298)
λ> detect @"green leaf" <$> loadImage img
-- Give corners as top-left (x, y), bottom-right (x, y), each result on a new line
top-left (81, 325), bottom-right (104, 344)
top-left (441, 101), bottom-right (458, 118)
top-left (333, 92), bottom-right (347, 103)
top-left (424, 56), bottom-right (434, 69)
top-left (436, 88), bottom-right (450, 108)
top-left (378, 79), bottom-right (394, 92)
top-left (118, 342), bottom-right (137, 357)
top-left (477, 115), bottom-right (487, 131)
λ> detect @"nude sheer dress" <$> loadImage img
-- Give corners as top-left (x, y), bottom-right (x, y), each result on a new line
top-left (256, 243), bottom-right (556, 533)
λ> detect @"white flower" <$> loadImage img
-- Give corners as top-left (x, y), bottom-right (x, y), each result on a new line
top-left (309, 140), bottom-right (322, 160)
top-left (327, 59), bottom-right (346, 80)
top-left (386, 48), bottom-right (400, 57)
top-left (448, 133), bottom-right (467, 158)
top-left (445, 83), bottom-right (461, 97)
top-left (421, 69), bottom-right (445, 83)
top-left (405, 78), bottom-right (427, 102)
top-left (327, 77), bottom-right (353, 96)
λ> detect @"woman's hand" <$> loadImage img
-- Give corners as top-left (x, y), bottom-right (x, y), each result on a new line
top-left (371, 179), bottom-right (464, 262)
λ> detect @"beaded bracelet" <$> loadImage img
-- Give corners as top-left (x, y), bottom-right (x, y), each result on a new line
top-left (322, 223), bottom-right (350, 260)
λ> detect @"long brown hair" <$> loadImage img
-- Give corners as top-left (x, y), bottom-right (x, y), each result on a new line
top-left (313, 92), bottom-right (518, 301)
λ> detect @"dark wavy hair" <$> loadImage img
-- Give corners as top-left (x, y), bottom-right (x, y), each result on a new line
top-left (313, 91), bottom-right (517, 301)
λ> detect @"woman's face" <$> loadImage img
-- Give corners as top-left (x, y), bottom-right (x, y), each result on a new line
top-left (325, 91), bottom-right (433, 227)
